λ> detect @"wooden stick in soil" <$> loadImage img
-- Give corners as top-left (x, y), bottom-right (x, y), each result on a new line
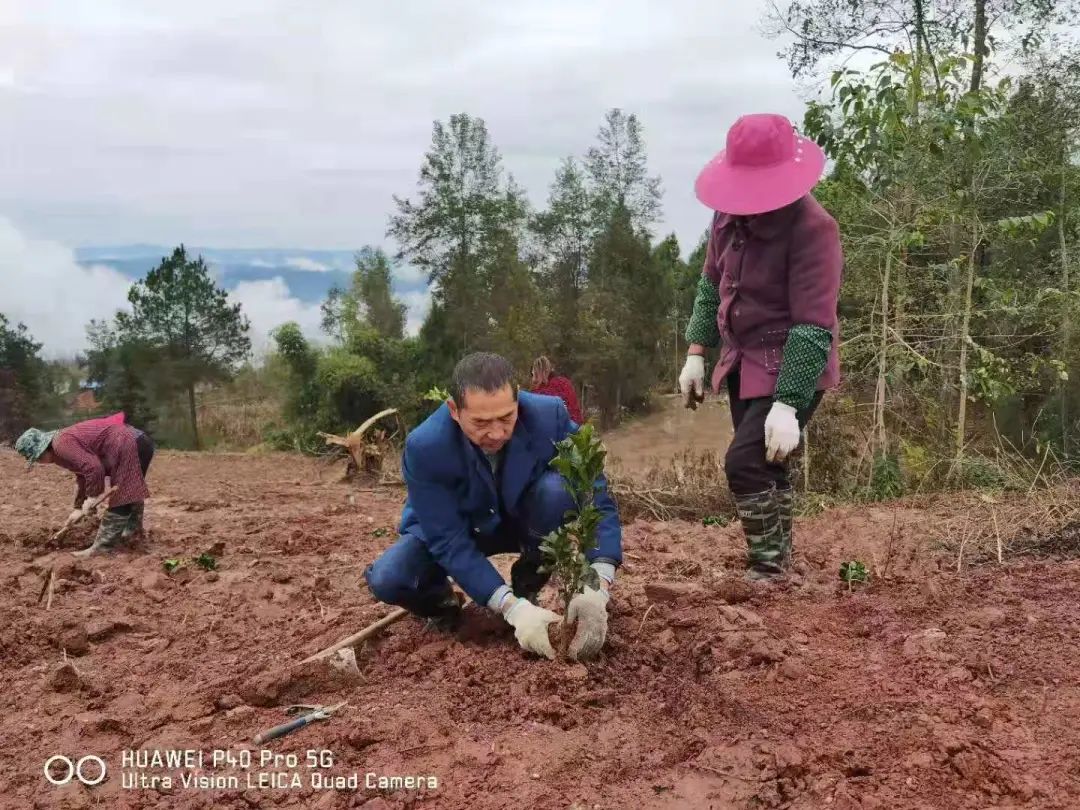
top-left (300, 607), bottom-right (408, 664)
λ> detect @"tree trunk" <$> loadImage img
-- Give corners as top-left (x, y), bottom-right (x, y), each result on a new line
top-left (956, 223), bottom-right (979, 460)
top-left (187, 383), bottom-right (201, 450)
top-left (913, 0), bottom-right (941, 91)
top-left (673, 313), bottom-right (680, 393)
top-left (1060, 157), bottom-right (1072, 457)
top-left (969, 0), bottom-right (987, 94)
top-left (874, 252), bottom-right (892, 454)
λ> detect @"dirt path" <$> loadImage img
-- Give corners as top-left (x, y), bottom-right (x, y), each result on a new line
top-left (1, 451), bottom-right (1078, 809)
top-left (603, 394), bottom-right (733, 475)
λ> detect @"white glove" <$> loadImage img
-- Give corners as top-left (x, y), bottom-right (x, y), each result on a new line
top-left (764, 401), bottom-right (801, 463)
top-left (679, 355), bottom-right (706, 409)
top-left (567, 586), bottom-right (609, 661)
top-left (68, 508), bottom-right (86, 524)
top-left (504, 599), bottom-right (560, 660)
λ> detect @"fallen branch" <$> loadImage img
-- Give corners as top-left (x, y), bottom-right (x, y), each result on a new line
top-left (300, 607), bottom-right (409, 664)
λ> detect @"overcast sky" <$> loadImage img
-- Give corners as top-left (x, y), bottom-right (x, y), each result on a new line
top-left (0, 0), bottom-right (811, 355)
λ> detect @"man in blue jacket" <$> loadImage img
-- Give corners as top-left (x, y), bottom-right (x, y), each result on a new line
top-left (365, 352), bottom-right (622, 660)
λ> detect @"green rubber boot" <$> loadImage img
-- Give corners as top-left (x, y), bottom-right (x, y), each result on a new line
top-left (73, 511), bottom-right (129, 557)
top-left (775, 487), bottom-right (795, 570)
top-left (122, 502), bottom-right (145, 540)
top-left (735, 489), bottom-right (785, 580)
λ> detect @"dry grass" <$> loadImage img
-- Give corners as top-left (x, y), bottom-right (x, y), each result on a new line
top-left (610, 450), bottom-right (735, 522)
top-left (196, 395), bottom-right (285, 450)
top-left (933, 480), bottom-right (1080, 567)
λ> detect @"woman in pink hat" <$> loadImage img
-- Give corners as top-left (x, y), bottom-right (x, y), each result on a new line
top-left (678, 113), bottom-right (842, 580)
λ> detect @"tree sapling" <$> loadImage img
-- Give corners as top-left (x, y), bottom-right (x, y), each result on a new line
top-left (839, 560), bottom-right (870, 591)
top-left (539, 423), bottom-right (606, 659)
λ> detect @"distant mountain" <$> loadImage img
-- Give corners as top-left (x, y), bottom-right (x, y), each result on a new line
top-left (74, 245), bottom-right (424, 305)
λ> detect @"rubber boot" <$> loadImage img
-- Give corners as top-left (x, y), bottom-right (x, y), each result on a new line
top-left (775, 487), bottom-right (794, 570)
top-left (735, 489), bottom-right (785, 580)
top-left (122, 502), bottom-right (145, 540)
top-left (73, 511), bottom-right (129, 558)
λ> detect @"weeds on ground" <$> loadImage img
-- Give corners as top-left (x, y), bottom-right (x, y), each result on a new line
top-left (162, 558), bottom-right (183, 574)
top-left (839, 560), bottom-right (870, 590)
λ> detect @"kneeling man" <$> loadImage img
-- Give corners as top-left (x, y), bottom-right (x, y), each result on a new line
top-left (365, 352), bottom-right (622, 660)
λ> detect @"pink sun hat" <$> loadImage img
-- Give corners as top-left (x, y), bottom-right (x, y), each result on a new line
top-left (694, 113), bottom-right (826, 216)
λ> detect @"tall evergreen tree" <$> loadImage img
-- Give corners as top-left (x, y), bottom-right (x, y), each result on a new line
top-left (116, 245), bottom-right (251, 449)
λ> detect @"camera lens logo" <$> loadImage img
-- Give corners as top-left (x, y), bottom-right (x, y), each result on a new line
top-left (44, 755), bottom-right (107, 787)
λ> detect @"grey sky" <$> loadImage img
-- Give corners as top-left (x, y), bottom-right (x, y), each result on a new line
top-left (1, 0), bottom-right (806, 252)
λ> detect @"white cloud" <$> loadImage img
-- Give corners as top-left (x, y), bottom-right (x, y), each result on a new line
top-left (283, 256), bottom-right (330, 272)
top-left (392, 263), bottom-right (428, 286)
top-left (0, 1), bottom-right (803, 253)
top-left (0, 216), bottom-right (131, 357)
top-left (228, 277), bottom-right (323, 356)
top-left (398, 288), bottom-right (432, 337)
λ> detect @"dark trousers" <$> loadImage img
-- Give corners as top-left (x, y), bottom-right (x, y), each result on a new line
top-left (108, 430), bottom-right (155, 517)
top-left (725, 371), bottom-right (822, 496)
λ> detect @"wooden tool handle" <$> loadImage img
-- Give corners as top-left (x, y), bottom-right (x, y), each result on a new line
top-left (300, 607), bottom-right (409, 664)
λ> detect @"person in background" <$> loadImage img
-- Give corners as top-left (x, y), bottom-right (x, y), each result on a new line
top-left (15, 414), bottom-right (155, 557)
top-left (530, 356), bottom-right (583, 424)
top-left (365, 352), bottom-right (621, 660)
top-left (678, 113), bottom-right (842, 581)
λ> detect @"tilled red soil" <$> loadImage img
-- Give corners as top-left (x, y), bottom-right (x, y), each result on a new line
top-left (2, 451), bottom-right (1079, 809)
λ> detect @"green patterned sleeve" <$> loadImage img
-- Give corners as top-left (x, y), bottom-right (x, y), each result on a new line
top-left (774, 324), bottom-right (833, 410)
top-left (685, 274), bottom-right (721, 348)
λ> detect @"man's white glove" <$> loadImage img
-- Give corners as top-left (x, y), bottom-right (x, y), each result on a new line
top-left (68, 508), bottom-right (86, 524)
top-left (679, 355), bottom-right (706, 410)
top-left (504, 599), bottom-right (560, 660)
top-left (764, 401), bottom-right (801, 463)
top-left (567, 586), bottom-right (609, 661)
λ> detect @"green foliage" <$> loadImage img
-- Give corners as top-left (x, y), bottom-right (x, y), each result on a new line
top-left (322, 247), bottom-right (407, 342)
top-left (539, 424), bottom-right (607, 621)
top-left (839, 560), bottom-right (869, 590)
top-left (84, 320), bottom-right (159, 433)
top-left (91, 245), bottom-right (252, 449)
top-left (702, 515), bottom-right (728, 527)
top-left (162, 558), bottom-right (183, 574)
top-left (269, 320), bottom-right (415, 450)
top-left (868, 452), bottom-right (905, 501)
top-left (423, 386), bottom-right (449, 402)
top-left (0, 314), bottom-right (53, 439)
top-left (801, 35), bottom-right (1080, 472)
top-left (584, 108), bottom-right (663, 231)
top-left (195, 552), bottom-right (218, 571)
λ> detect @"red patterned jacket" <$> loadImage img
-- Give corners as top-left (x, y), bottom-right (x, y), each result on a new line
top-left (531, 374), bottom-right (583, 424)
top-left (51, 418), bottom-right (150, 508)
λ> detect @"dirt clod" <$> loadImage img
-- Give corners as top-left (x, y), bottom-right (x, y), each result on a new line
top-left (644, 581), bottom-right (703, 603)
top-left (48, 661), bottom-right (93, 693)
top-left (903, 628), bottom-right (947, 658)
top-left (54, 623), bottom-right (90, 656)
top-left (86, 619), bottom-right (133, 643)
top-left (749, 640), bottom-right (786, 665)
top-left (774, 744), bottom-right (806, 778)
